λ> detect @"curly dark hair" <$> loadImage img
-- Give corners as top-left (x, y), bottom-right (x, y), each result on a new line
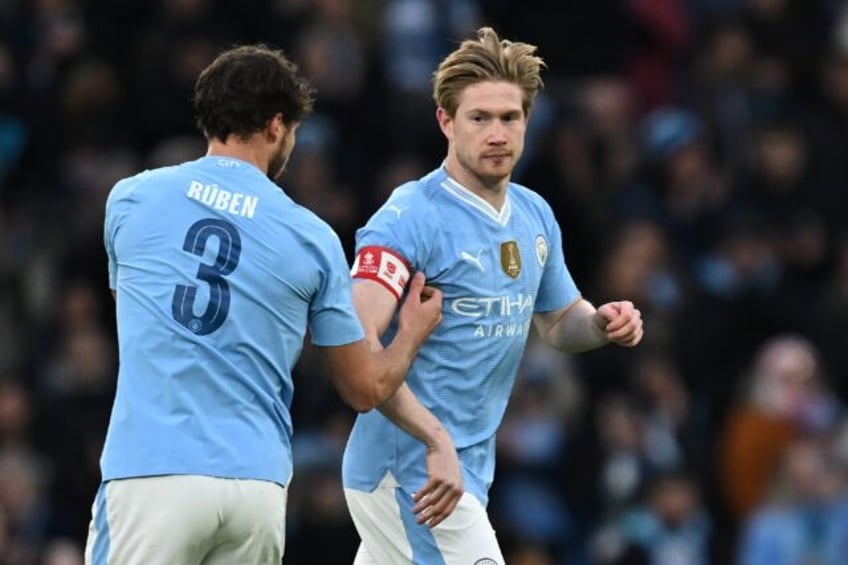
top-left (193, 44), bottom-right (315, 142)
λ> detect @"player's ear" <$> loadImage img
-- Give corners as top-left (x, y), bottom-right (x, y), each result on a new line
top-left (266, 113), bottom-right (284, 142)
top-left (436, 107), bottom-right (452, 139)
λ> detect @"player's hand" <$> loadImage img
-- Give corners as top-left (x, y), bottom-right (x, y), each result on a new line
top-left (419, 283), bottom-right (439, 303)
top-left (398, 272), bottom-right (443, 346)
top-left (412, 437), bottom-right (463, 528)
top-left (597, 301), bottom-right (643, 347)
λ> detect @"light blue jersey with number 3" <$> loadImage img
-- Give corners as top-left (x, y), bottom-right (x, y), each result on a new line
top-left (101, 155), bottom-right (364, 486)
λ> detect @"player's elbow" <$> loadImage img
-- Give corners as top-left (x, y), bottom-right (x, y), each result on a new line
top-left (350, 379), bottom-right (401, 413)
top-left (341, 388), bottom-right (378, 413)
top-left (353, 394), bottom-right (380, 413)
top-left (340, 377), bottom-right (384, 413)
top-left (348, 398), bottom-right (376, 414)
top-left (335, 354), bottom-right (401, 412)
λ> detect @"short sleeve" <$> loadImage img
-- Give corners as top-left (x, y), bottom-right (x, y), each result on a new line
top-left (534, 207), bottom-right (581, 313)
top-left (308, 231), bottom-right (366, 347)
top-left (103, 181), bottom-right (133, 290)
top-left (352, 185), bottom-right (434, 295)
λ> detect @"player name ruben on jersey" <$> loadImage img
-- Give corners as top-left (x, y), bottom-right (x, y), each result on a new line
top-left (186, 181), bottom-right (259, 218)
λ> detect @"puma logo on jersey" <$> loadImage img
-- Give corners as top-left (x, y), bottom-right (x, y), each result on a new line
top-left (385, 205), bottom-right (407, 219)
top-left (460, 250), bottom-right (484, 271)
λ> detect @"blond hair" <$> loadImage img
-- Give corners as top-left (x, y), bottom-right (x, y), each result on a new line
top-left (432, 27), bottom-right (545, 117)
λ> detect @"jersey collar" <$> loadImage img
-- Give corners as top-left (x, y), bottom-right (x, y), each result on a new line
top-left (440, 174), bottom-right (512, 227)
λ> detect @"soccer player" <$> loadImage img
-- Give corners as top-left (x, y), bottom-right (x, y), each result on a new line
top-left (342, 27), bottom-right (644, 564)
top-left (83, 44), bottom-right (443, 565)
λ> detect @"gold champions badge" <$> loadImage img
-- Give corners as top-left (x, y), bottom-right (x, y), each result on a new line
top-left (500, 241), bottom-right (521, 279)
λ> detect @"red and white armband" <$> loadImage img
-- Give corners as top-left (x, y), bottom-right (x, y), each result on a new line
top-left (351, 246), bottom-right (411, 300)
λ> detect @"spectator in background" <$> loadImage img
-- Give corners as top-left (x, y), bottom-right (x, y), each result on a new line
top-left (378, 0), bottom-right (482, 158)
top-left (615, 106), bottom-right (731, 274)
top-left (736, 121), bottom-right (832, 331)
top-left (590, 471), bottom-right (711, 565)
top-left (631, 352), bottom-right (697, 467)
top-left (720, 334), bottom-right (841, 525)
top-left (289, 0), bottom-right (377, 201)
top-left (682, 17), bottom-right (758, 175)
top-left (594, 393), bottom-right (682, 519)
top-left (737, 436), bottom-right (848, 565)
top-left (0, 448), bottom-right (53, 565)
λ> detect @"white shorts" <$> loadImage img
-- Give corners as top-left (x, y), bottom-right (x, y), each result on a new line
top-left (344, 474), bottom-right (504, 565)
top-left (84, 475), bottom-right (287, 565)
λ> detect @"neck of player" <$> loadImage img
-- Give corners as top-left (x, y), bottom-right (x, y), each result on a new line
top-left (444, 156), bottom-right (509, 212)
top-left (206, 135), bottom-right (271, 176)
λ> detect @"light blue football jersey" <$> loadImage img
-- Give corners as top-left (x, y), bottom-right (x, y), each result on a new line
top-left (101, 155), bottom-right (364, 486)
top-left (343, 166), bottom-right (580, 505)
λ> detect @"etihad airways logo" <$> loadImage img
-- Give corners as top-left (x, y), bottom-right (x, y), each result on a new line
top-left (450, 293), bottom-right (534, 318)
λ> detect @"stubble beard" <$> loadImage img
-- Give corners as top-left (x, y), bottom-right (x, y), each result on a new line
top-left (469, 153), bottom-right (514, 191)
top-left (268, 144), bottom-right (289, 182)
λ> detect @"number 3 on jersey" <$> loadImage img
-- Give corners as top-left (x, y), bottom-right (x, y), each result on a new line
top-left (172, 218), bottom-right (242, 335)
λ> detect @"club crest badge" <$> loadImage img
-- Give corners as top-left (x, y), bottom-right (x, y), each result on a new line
top-left (500, 241), bottom-right (521, 279)
top-left (535, 235), bottom-right (548, 266)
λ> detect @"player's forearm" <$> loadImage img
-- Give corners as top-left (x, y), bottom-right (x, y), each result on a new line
top-left (335, 328), bottom-right (420, 412)
top-left (362, 325), bottom-right (450, 449)
top-left (544, 299), bottom-right (609, 353)
top-left (378, 383), bottom-right (452, 450)
top-left (367, 328), bottom-right (422, 406)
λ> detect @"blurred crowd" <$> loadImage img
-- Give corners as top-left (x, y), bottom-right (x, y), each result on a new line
top-left (1, 0), bottom-right (847, 563)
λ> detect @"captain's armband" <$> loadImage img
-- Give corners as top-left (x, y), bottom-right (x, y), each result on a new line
top-left (351, 246), bottom-right (411, 300)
